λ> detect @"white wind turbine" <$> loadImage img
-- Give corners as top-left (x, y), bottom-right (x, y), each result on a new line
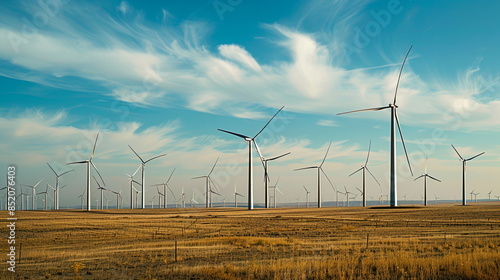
top-left (47, 163), bottom-right (73, 210)
top-left (128, 145), bottom-right (167, 209)
top-left (37, 184), bottom-right (52, 210)
top-left (473, 191), bottom-right (479, 202)
top-left (126, 164), bottom-right (142, 209)
top-left (349, 140), bottom-right (380, 207)
top-left (190, 191), bottom-right (198, 208)
top-left (344, 187), bottom-right (354, 207)
top-left (68, 133), bottom-right (105, 211)
top-left (487, 190), bottom-right (493, 201)
top-left (451, 144), bottom-right (485, 206)
top-left (263, 152), bottom-right (291, 208)
top-left (23, 179), bottom-right (44, 210)
top-left (234, 184), bottom-right (244, 208)
top-left (338, 46), bottom-right (415, 207)
top-left (93, 176), bottom-right (107, 210)
top-left (269, 177), bottom-right (284, 208)
top-left (218, 106), bottom-right (285, 210)
top-left (294, 141), bottom-right (335, 208)
top-left (152, 168), bottom-right (176, 209)
top-left (192, 158), bottom-right (219, 208)
top-left (303, 186), bottom-right (311, 208)
top-left (469, 190), bottom-right (475, 202)
top-left (414, 158), bottom-right (441, 206)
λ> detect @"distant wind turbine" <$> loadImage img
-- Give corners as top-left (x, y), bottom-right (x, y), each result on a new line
top-left (262, 152), bottom-right (291, 208)
top-left (294, 141), bottom-right (335, 208)
top-left (47, 162), bottom-right (73, 210)
top-left (269, 177), bottom-right (284, 208)
top-left (192, 158), bottom-right (219, 208)
top-left (451, 144), bottom-right (485, 206)
top-left (152, 168), bottom-right (176, 208)
top-left (23, 178), bottom-right (43, 210)
top-left (218, 106), bottom-right (285, 210)
top-left (349, 140), bottom-right (380, 207)
top-left (414, 158), bottom-right (441, 206)
top-left (128, 145), bottom-right (167, 209)
top-left (126, 164), bottom-right (141, 209)
top-left (487, 190), bottom-right (493, 201)
top-left (338, 46), bottom-right (415, 207)
top-left (234, 184), bottom-right (244, 208)
top-left (67, 133), bottom-right (105, 211)
top-left (303, 186), bottom-right (311, 208)
top-left (344, 186), bottom-right (353, 207)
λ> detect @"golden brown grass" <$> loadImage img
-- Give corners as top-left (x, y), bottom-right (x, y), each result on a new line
top-left (2, 203), bottom-right (500, 279)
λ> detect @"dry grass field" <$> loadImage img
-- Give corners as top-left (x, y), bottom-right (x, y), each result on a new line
top-left (2, 203), bottom-right (500, 279)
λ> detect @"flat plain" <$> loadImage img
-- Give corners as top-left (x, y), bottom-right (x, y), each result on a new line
top-left (3, 203), bottom-right (500, 279)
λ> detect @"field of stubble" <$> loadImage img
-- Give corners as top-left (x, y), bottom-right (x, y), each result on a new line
top-left (2, 203), bottom-right (500, 279)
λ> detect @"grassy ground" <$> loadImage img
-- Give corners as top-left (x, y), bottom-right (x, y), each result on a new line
top-left (2, 203), bottom-right (500, 279)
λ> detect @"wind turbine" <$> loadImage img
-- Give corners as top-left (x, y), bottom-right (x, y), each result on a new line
top-left (356, 187), bottom-right (364, 205)
top-left (190, 191), bottom-right (198, 208)
top-left (303, 186), bottom-right (311, 208)
top-left (218, 106), bottom-right (285, 210)
top-left (344, 187), bottom-right (353, 207)
top-left (155, 186), bottom-right (163, 208)
top-left (37, 184), bottom-right (52, 210)
top-left (434, 194), bottom-right (440, 205)
top-left (111, 190), bottom-right (122, 209)
top-left (469, 190), bottom-right (475, 202)
top-left (269, 177), bottom-right (284, 208)
top-left (126, 164), bottom-right (142, 209)
top-left (128, 145), bottom-right (167, 209)
top-left (414, 159), bottom-right (441, 206)
top-left (67, 133), bottom-right (105, 211)
top-left (234, 184), bottom-right (244, 208)
top-left (487, 190), bottom-right (493, 201)
top-left (349, 140), bottom-right (380, 207)
top-left (336, 190), bottom-right (344, 207)
top-left (495, 195), bottom-right (500, 201)
top-left (294, 141), bottom-right (334, 208)
top-left (192, 158), bottom-right (219, 208)
top-left (338, 46), bottom-right (415, 207)
top-left (23, 179), bottom-right (43, 210)
top-left (473, 191), bottom-right (479, 202)
top-left (47, 163), bottom-right (73, 210)
top-left (93, 176), bottom-right (107, 210)
top-left (451, 144), bottom-right (485, 206)
top-left (262, 152), bottom-right (291, 208)
top-left (16, 186), bottom-right (25, 210)
top-left (152, 168), bottom-right (176, 208)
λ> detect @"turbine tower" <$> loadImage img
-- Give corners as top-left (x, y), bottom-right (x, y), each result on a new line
top-left (349, 140), bottom-right (380, 207)
top-left (263, 152), bottom-right (290, 208)
top-left (128, 145), bottom-right (167, 209)
top-left (23, 179), bottom-right (43, 210)
top-left (338, 46), bottom-right (414, 207)
top-left (234, 185), bottom-right (244, 208)
top-left (294, 141), bottom-right (335, 208)
top-left (451, 144), bottom-right (485, 206)
top-left (414, 158), bottom-right (441, 206)
top-left (67, 133), bottom-right (105, 211)
top-left (126, 164), bottom-right (141, 209)
top-left (218, 106), bottom-right (285, 210)
top-left (303, 186), bottom-right (311, 208)
top-left (47, 163), bottom-right (73, 210)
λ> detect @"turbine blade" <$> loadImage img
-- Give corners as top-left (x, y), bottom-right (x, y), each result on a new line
top-left (348, 167), bottom-right (363, 177)
top-left (393, 45), bottom-right (413, 105)
top-left (236, 193), bottom-right (244, 197)
top-left (32, 178), bottom-right (44, 189)
top-left (337, 106), bottom-right (391, 116)
top-left (276, 188), bottom-right (284, 196)
top-left (365, 140), bottom-right (372, 166)
top-left (294, 166), bottom-right (318, 171)
top-left (266, 152), bottom-right (291, 161)
top-left (92, 175), bottom-right (103, 189)
top-left (46, 162), bottom-right (57, 175)
top-left (427, 175), bottom-right (441, 182)
top-left (253, 141), bottom-right (267, 172)
top-left (356, 187), bottom-right (363, 194)
top-left (319, 141), bottom-right (332, 167)
top-left (320, 168), bottom-right (336, 191)
top-left (132, 164), bottom-right (142, 177)
top-left (365, 167), bottom-right (381, 186)
top-left (253, 106), bottom-right (285, 139)
top-left (168, 186), bottom-right (177, 201)
top-left (91, 161), bottom-right (106, 186)
top-left (166, 168), bottom-right (176, 183)
top-left (144, 153), bottom-right (167, 164)
top-left (90, 132), bottom-right (99, 160)
top-left (414, 175), bottom-right (425, 181)
top-left (208, 158), bottom-right (219, 176)
top-left (67, 160), bottom-right (88, 165)
top-left (217, 129), bottom-right (250, 140)
top-left (303, 185), bottom-right (309, 192)
top-left (451, 144), bottom-right (464, 160)
top-left (466, 152), bottom-right (485, 161)
top-left (128, 145), bottom-right (145, 163)
top-left (191, 176), bottom-right (206, 180)
top-left (60, 169), bottom-right (74, 177)
top-left (395, 112), bottom-right (413, 176)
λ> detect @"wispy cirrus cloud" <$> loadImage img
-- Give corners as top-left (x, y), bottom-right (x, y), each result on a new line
top-left (0, 0), bottom-right (498, 129)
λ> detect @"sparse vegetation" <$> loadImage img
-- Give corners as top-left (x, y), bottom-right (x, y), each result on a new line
top-left (2, 204), bottom-right (500, 279)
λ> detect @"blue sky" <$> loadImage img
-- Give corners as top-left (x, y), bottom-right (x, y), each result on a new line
top-left (1, 0), bottom-right (499, 208)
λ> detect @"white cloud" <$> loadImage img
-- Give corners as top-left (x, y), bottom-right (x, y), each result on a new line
top-left (317, 119), bottom-right (339, 127)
